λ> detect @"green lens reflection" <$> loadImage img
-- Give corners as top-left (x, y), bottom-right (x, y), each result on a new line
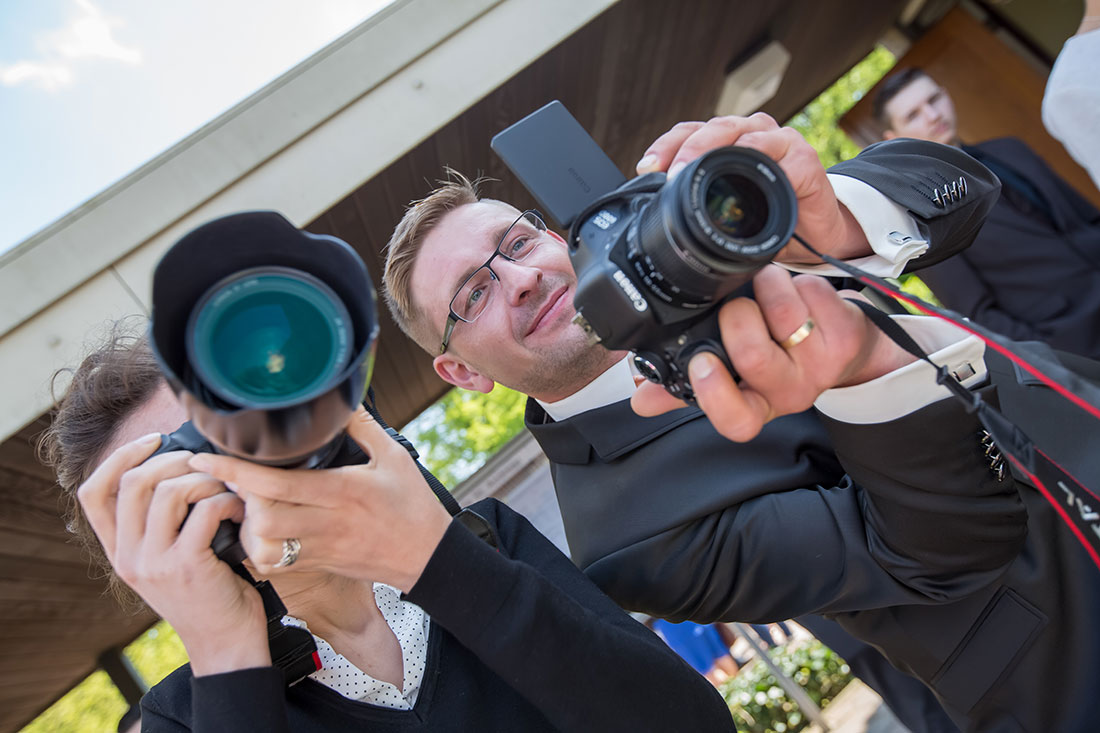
top-left (705, 174), bottom-right (768, 239)
top-left (188, 270), bottom-right (351, 406)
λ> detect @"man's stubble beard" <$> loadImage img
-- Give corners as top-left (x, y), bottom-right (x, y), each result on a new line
top-left (511, 321), bottom-right (622, 400)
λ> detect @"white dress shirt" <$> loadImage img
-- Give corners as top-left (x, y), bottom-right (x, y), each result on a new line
top-left (1043, 28), bottom-right (1100, 190)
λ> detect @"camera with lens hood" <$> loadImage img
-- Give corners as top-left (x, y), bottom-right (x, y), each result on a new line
top-left (146, 211), bottom-right (380, 683)
top-left (148, 211), bottom-right (380, 562)
top-left (491, 101), bottom-right (798, 402)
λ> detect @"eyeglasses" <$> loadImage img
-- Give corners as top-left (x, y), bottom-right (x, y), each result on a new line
top-left (439, 210), bottom-right (547, 354)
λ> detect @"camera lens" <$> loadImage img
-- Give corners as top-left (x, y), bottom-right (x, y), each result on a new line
top-left (186, 267), bottom-right (353, 407)
top-left (704, 174), bottom-right (767, 239)
top-left (627, 146), bottom-right (796, 309)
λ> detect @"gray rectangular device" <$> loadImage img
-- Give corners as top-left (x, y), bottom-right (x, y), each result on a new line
top-left (490, 100), bottom-right (628, 229)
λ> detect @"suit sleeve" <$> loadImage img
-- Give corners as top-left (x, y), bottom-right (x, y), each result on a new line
top-left (581, 393), bottom-right (1027, 624)
top-left (405, 499), bottom-right (735, 733)
top-left (918, 251), bottom-right (1060, 343)
top-left (828, 138), bottom-right (1002, 271)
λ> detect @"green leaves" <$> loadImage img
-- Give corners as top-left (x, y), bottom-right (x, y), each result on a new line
top-left (720, 640), bottom-right (853, 733)
top-left (402, 386), bottom-right (528, 488)
top-left (786, 46), bottom-right (897, 169)
top-left (23, 622), bottom-right (187, 733)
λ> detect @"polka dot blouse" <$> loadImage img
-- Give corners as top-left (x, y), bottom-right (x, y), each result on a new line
top-left (284, 583), bottom-right (431, 710)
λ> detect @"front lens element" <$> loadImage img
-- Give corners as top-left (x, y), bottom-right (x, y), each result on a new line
top-left (704, 174), bottom-right (768, 239)
top-left (188, 269), bottom-right (352, 406)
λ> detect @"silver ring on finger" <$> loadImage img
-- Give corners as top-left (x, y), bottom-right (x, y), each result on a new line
top-left (273, 537), bottom-right (302, 568)
top-left (778, 318), bottom-right (815, 350)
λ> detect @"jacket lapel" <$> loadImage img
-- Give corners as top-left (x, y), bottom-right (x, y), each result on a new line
top-left (525, 397), bottom-right (703, 464)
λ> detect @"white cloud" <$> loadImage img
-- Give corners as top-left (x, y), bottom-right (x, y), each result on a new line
top-left (0, 60), bottom-right (73, 91)
top-left (0, 0), bottom-right (140, 91)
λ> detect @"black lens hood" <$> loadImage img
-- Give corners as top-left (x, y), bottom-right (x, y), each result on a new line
top-left (149, 211), bottom-right (379, 465)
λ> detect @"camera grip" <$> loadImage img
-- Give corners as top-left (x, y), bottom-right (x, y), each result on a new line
top-left (634, 313), bottom-right (739, 405)
top-left (152, 424), bottom-right (248, 565)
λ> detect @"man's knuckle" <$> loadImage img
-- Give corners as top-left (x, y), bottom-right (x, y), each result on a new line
top-left (737, 345), bottom-right (770, 374)
top-left (770, 300), bottom-right (802, 327)
top-left (673, 120), bottom-right (703, 132)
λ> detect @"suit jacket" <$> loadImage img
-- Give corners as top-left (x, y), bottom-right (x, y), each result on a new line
top-left (918, 137), bottom-right (1100, 359)
top-left (527, 376), bottom-right (1100, 732)
top-left (524, 141), bottom-right (1097, 732)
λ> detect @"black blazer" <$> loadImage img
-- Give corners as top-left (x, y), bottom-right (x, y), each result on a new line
top-left (140, 500), bottom-right (735, 732)
top-left (919, 137), bottom-right (1100, 359)
top-left (527, 371), bottom-right (1100, 732)
top-left (524, 141), bottom-right (1100, 732)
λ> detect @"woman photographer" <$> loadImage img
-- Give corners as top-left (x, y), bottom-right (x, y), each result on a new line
top-left (41, 330), bottom-right (732, 732)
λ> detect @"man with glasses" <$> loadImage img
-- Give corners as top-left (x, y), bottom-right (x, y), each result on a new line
top-left (439, 209), bottom-right (550, 355)
top-left (382, 114), bottom-right (1075, 731)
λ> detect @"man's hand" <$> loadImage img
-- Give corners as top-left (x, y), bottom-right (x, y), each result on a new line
top-left (190, 407), bottom-right (453, 593)
top-left (632, 266), bottom-right (915, 442)
top-left (636, 114), bottom-right (868, 263)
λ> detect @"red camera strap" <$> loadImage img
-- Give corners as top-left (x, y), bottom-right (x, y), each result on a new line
top-left (799, 234), bottom-right (1100, 571)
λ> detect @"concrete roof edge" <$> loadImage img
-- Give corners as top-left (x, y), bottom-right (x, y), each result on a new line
top-left (0, 0), bottom-right (503, 338)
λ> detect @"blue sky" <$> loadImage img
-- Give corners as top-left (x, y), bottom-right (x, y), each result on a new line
top-left (0, 0), bottom-right (391, 254)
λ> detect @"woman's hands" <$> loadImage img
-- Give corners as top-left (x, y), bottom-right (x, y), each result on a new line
top-left (77, 436), bottom-right (270, 676)
top-left (190, 407), bottom-right (454, 594)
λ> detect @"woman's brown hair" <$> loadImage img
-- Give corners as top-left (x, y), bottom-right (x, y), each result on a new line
top-left (37, 321), bottom-right (164, 606)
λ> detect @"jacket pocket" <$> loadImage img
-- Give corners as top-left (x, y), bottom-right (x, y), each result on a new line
top-left (931, 588), bottom-right (1046, 714)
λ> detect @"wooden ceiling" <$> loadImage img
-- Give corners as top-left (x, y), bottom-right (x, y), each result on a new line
top-left (0, 0), bottom-right (910, 728)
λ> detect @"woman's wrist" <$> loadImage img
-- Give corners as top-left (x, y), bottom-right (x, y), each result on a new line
top-left (184, 621), bottom-right (273, 677)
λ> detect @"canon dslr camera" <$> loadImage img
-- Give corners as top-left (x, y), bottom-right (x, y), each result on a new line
top-left (491, 101), bottom-right (798, 402)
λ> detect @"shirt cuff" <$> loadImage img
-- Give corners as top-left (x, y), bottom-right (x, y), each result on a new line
top-left (783, 175), bottom-right (929, 278)
top-left (814, 315), bottom-right (987, 424)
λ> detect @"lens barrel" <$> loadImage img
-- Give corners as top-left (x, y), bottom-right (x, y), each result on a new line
top-left (150, 212), bottom-right (379, 466)
top-left (630, 147), bottom-right (796, 308)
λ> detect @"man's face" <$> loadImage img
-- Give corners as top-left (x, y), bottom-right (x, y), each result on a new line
top-left (411, 201), bottom-right (620, 402)
top-left (883, 75), bottom-right (958, 145)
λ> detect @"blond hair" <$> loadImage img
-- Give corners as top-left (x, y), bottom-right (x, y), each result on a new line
top-left (383, 170), bottom-right (484, 353)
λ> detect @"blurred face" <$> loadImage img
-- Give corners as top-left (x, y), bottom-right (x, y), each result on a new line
top-left (883, 75), bottom-right (958, 146)
top-left (411, 201), bottom-right (621, 402)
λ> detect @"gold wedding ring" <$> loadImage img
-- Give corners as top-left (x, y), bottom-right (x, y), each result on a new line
top-left (778, 318), bottom-right (815, 350)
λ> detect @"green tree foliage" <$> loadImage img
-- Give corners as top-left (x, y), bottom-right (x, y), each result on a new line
top-left (402, 385), bottom-right (529, 488)
top-left (786, 46), bottom-right (897, 168)
top-left (785, 45), bottom-right (942, 306)
top-left (720, 640), bottom-right (853, 733)
top-left (22, 622), bottom-right (187, 733)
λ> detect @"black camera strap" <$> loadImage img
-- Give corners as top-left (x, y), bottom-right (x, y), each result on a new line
top-left (794, 233), bottom-right (1100, 571)
top-left (362, 389), bottom-right (499, 548)
top-left (363, 387), bottom-right (461, 516)
top-left (223, 562), bottom-right (321, 686)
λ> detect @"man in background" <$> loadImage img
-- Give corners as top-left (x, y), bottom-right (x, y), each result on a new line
top-left (875, 67), bottom-right (1100, 359)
